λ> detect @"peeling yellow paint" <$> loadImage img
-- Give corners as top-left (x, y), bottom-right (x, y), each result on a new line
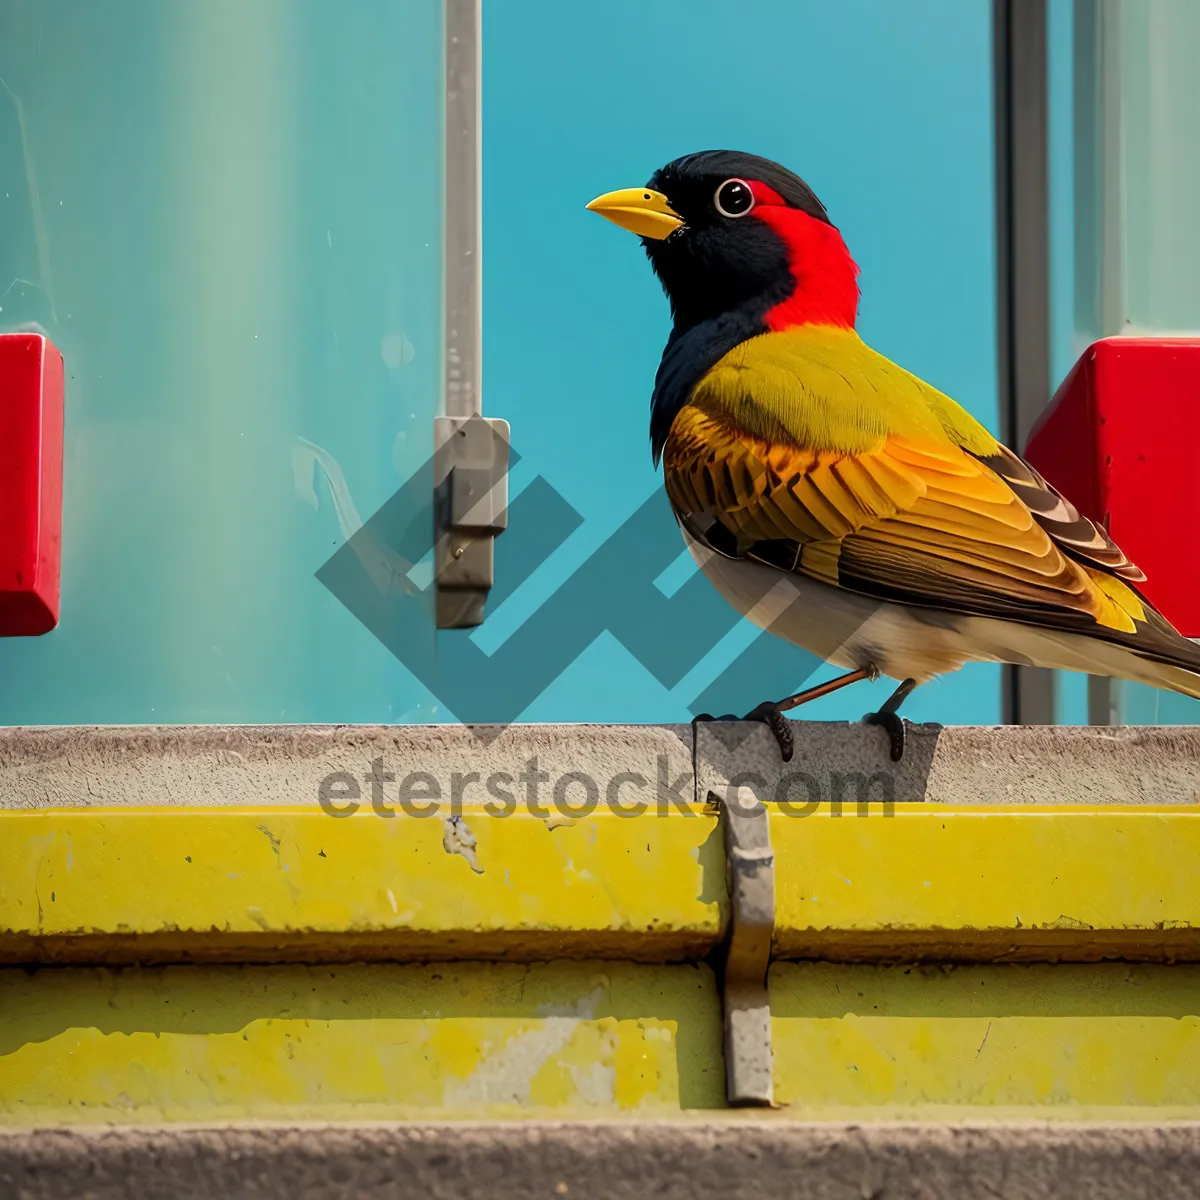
top-left (7, 803), bottom-right (1200, 1122)
top-left (0, 962), bottom-right (724, 1124)
top-left (0, 806), bottom-right (723, 963)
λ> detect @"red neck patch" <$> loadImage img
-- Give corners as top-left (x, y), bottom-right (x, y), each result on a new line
top-left (747, 182), bottom-right (860, 330)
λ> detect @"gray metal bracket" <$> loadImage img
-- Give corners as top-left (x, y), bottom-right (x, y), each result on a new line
top-left (434, 414), bottom-right (510, 629)
top-left (717, 785), bottom-right (776, 1107)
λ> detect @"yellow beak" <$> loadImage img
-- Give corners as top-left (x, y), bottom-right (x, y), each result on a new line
top-left (585, 187), bottom-right (683, 240)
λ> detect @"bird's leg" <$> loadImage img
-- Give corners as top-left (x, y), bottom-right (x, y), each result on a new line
top-left (695, 666), bottom-right (877, 763)
top-left (862, 677), bottom-right (917, 762)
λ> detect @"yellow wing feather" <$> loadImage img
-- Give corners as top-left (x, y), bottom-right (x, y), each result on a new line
top-left (663, 327), bottom-right (1162, 645)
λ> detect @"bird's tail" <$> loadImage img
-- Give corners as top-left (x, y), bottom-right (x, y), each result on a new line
top-left (1137, 653), bottom-right (1200, 703)
top-left (1014, 622), bottom-right (1200, 706)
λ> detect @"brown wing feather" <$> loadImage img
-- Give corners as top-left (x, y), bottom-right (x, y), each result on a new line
top-left (971, 443), bottom-right (1146, 582)
top-left (664, 404), bottom-right (1200, 676)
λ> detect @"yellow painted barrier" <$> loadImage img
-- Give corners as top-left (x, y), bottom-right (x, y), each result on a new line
top-left (771, 961), bottom-right (1200, 1113)
top-left (5, 958), bottom-right (1199, 1123)
top-left (4, 801), bottom-right (1200, 1122)
top-left (771, 804), bottom-right (1200, 961)
top-left (0, 806), bottom-right (723, 963)
top-left (5, 804), bottom-right (1200, 964)
top-left (0, 961), bottom-right (725, 1124)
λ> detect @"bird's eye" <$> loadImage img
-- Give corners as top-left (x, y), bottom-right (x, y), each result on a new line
top-left (714, 178), bottom-right (754, 219)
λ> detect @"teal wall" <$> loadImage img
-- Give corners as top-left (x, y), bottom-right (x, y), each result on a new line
top-left (2, 0), bottom-right (1004, 727)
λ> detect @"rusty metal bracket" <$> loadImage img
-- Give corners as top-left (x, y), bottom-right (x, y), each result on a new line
top-left (717, 785), bottom-right (775, 1106)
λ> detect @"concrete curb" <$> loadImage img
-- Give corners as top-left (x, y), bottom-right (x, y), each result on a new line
top-left (695, 721), bottom-right (1200, 807)
top-left (3, 1121), bottom-right (1200, 1199)
top-left (0, 724), bottom-right (694, 811)
top-left (1, 723), bottom-right (1198, 810)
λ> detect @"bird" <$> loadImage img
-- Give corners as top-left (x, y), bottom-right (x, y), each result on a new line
top-left (586, 149), bottom-right (1200, 762)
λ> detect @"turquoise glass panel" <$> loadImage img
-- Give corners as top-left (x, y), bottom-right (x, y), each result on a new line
top-left (483, 0), bottom-right (1002, 725)
top-left (1106, 0), bottom-right (1200, 726)
top-left (1047, 0), bottom-right (1200, 726)
top-left (0, 0), bottom-right (443, 724)
top-left (1123, 684), bottom-right (1200, 726)
top-left (3, 1), bottom-right (1004, 729)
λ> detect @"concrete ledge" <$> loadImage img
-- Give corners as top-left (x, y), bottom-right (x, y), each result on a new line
top-left (0, 724), bottom-right (693, 811)
top-left (696, 722), bottom-right (1200, 807)
top-left (3, 1122), bottom-right (1200, 1199)
top-left (2, 722), bottom-right (1198, 812)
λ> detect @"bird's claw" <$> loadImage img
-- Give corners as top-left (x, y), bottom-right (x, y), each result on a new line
top-left (744, 701), bottom-right (794, 762)
top-left (863, 710), bottom-right (906, 761)
top-left (693, 704), bottom-right (795, 762)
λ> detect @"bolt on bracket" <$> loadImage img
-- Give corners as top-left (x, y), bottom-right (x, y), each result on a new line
top-left (717, 785), bottom-right (776, 1107)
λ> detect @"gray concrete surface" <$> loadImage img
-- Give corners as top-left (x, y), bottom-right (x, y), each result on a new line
top-left (0, 723), bottom-right (694, 810)
top-left (2, 1121), bottom-right (1199, 1199)
top-left (1, 721), bottom-right (1198, 810)
top-left (696, 721), bottom-right (1200, 806)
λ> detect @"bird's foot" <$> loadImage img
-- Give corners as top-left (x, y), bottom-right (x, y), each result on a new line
top-left (693, 702), bottom-right (794, 762)
top-left (862, 709), bottom-right (905, 761)
top-left (743, 701), bottom-right (794, 762)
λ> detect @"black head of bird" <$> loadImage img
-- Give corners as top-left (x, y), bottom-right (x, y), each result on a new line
top-left (588, 150), bottom-right (862, 461)
top-left (587, 149), bottom-right (859, 337)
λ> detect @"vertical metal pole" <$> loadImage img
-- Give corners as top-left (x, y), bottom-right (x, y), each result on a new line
top-left (1076, 0), bottom-right (1123, 726)
top-left (435, 0), bottom-right (509, 630)
top-left (994, 0), bottom-right (1056, 726)
top-left (443, 0), bottom-right (482, 421)
top-left (1072, 0), bottom-right (1104, 350)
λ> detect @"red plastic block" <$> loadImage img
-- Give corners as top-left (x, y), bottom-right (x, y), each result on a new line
top-left (0, 333), bottom-right (64, 636)
top-left (1025, 337), bottom-right (1200, 637)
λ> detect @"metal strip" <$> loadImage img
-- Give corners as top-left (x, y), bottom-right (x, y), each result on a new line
top-left (1076, 0), bottom-right (1122, 726)
top-left (1088, 672), bottom-right (1122, 726)
top-left (993, 0), bottom-right (1056, 725)
top-left (443, 0), bottom-right (481, 420)
top-left (1072, 0), bottom-right (1105, 347)
top-left (437, 0), bottom-right (510, 628)
top-left (717, 787), bottom-right (775, 1107)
